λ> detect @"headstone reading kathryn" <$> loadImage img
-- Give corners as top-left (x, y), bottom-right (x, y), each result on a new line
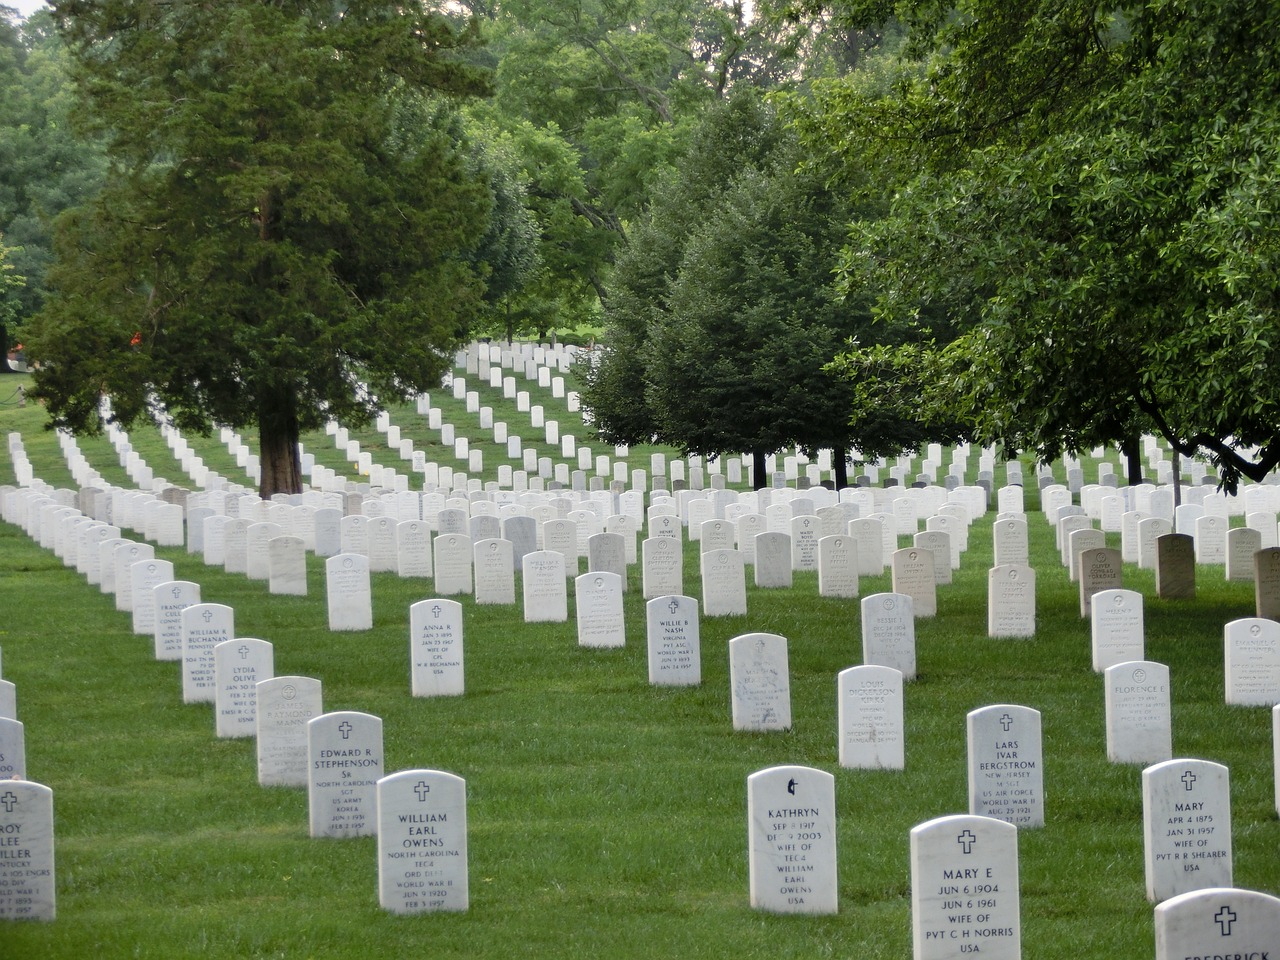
top-left (1105, 660), bottom-right (1172, 765)
top-left (1091, 588), bottom-right (1145, 672)
top-left (729, 633), bottom-right (791, 731)
top-left (213, 637), bottom-right (274, 738)
top-left (1156, 533), bottom-right (1197, 600)
top-left (575, 572), bottom-right (625, 648)
top-left (910, 814), bottom-right (1020, 960)
top-left (987, 564), bottom-right (1035, 638)
top-left (967, 704), bottom-right (1044, 828)
top-left (860, 592), bottom-right (916, 680)
top-left (256, 675), bottom-right (324, 787)
top-left (1223, 617), bottom-right (1280, 706)
top-left (1154, 887), bottom-right (1280, 960)
top-left (1143, 758), bottom-right (1232, 902)
top-left (181, 602), bottom-right (234, 704)
top-left (0, 779), bottom-right (55, 920)
top-left (325, 553), bottom-right (373, 631)
top-left (377, 769), bottom-right (468, 913)
top-left (409, 599), bottom-right (464, 697)
top-left (645, 595), bottom-right (700, 686)
top-left (837, 665), bottom-right (904, 770)
top-left (746, 765), bottom-right (837, 915)
top-left (308, 710), bottom-right (383, 839)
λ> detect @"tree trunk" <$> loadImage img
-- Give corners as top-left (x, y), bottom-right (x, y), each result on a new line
top-left (833, 447), bottom-right (848, 490)
top-left (1121, 434), bottom-right (1143, 486)
top-left (258, 386), bottom-right (303, 498)
top-left (752, 449), bottom-right (768, 490)
top-left (0, 322), bottom-right (17, 373)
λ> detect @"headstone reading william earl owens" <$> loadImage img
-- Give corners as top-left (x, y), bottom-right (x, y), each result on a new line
top-left (377, 769), bottom-right (468, 913)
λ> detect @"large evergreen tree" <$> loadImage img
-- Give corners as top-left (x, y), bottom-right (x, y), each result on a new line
top-left (28, 0), bottom-right (492, 496)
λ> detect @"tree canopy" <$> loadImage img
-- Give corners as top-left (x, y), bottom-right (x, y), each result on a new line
top-left (28, 0), bottom-right (494, 495)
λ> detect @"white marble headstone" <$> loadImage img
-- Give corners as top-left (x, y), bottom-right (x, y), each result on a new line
top-left (0, 779), bottom-right (55, 920)
top-left (729, 633), bottom-right (791, 731)
top-left (1143, 758), bottom-right (1232, 902)
top-left (967, 704), bottom-right (1044, 828)
top-left (409, 599), bottom-right (464, 697)
top-left (181, 602), bottom-right (234, 704)
top-left (308, 710), bottom-right (383, 838)
top-left (645, 595), bottom-right (700, 686)
top-left (860, 592), bottom-right (916, 680)
top-left (432, 534), bottom-right (474, 596)
top-left (325, 553), bottom-right (373, 631)
top-left (987, 564), bottom-right (1035, 638)
top-left (1224, 617), bottom-right (1280, 706)
top-left (153, 580), bottom-right (201, 661)
top-left (1105, 660), bottom-right (1171, 764)
top-left (1091, 588), bottom-right (1145, 672)
top-left (575, 572), bottom-right (625, 648)
top-left (522, 550), bottom-right (568, 622)
top-left (1154, 887), bottom-right (1280, 960)
top-left (377, 769), bottom-right (468, 913)
top-left (837, 665), bottom-right (904, 770)
top-left (473, 538), bottom-right (516, 605)
top-left (701, 548), bottom-right (747, 617)
top-left (256, 675), bottom-right (324, 787)
top-left (0, 716), bottom-right (25, 780)
top-left (746, 765), bottom-right (837, 914)
top-left (213, 637), bottom-right (274, 738)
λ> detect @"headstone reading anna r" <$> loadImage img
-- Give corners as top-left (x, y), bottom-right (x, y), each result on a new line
top-left (910, 814), bottom-right (1020, 960)
top-left (308, 710), bottom-right (383, 839)
top-left (1144, 758), bottom-right (1232, 902)
top-left (987, 564), bottom-right (1035, 638)
top-left (728, 632), bottom-right (791, 731)
top-left (837, 665), bottom-right (904, 770)
top-left (256, 675), bottom-right (324, 787)
top-left (409, 599), bottom-right (464, 697)
top-left (1223, 617), bottom-right (1280, 706)
top-left (645, 595), bottom-right (700, 686)
top-left (1105, 660), bottom-right (1172, 765)
top-left (377, 769), bottom-right (468, 913)
top-left (1154, 887), bottom-right (1280, 960)
top-left (213, 637), bottom-right (274, 738)
top-left (967, 704), bottom-right (1044, 828)
top-left (746, 765), bottom-right (837, 915)
top-left (181, 602), bottom-right (234, 704)
top-left (861, 592), bottom-right (917, 680)
top-left (0, 779), bottom-right (55, 920)
top-left (575, 572), bottom-right (625, 648)
top-left (1091, 588), bottom-right (1145, 672)
top-left (325, 553), bottom-right (372, 631)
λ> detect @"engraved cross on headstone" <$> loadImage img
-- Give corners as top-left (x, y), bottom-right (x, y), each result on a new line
top-left (1000, 714), bottom-right (1014, 731)
top-left (202, 609), bottom-right (214, 623)
top-left (668, 599), bottom-right (680, 615)
top-left (339, 721), bottom-right (353, 740)
top-left (1182, 770), bottom-right (1198, 791)
top-left (414, 780), bottom-right (431, 802)
top-left (238, 645), bottom-right (249, 659)
top-left (0, 790), bottom-right (17, 813)
top-left (1215, 905), bottom-right (1237, 936)
top-left (432, 605), bottom-right (442, 618)
top-left (957, 830), bottom-right (977, 854)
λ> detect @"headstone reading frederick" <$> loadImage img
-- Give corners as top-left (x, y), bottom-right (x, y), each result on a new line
top-left (0, 779), bottom-right (55, 920)
top-left (645, 595), bottom-right (700, 686)
top-left (181, 602), bottom-right (234, 704)
top-left (987, 564), bottom-right (1035, 638)
top-left (1154, 887), bottom-right (1280, 960)
top-left (701, 548), bottom-right (748, 616)
top-left (860, 592), bottom-right (917, 680)
top-left (892, 547), bottom-right (937, 618)
top-left (377, 769), bottom-right (468, 913)
top-left (308, 710), bottom-right (383, 838)
top-left (1223, 617), bottom-right (1280, 706)
top-left (1078, 546), bottom-right (1123, 617)
top-left (1105, 660), bottom-right (1172, 765)
top-left (837, 665), bottom-right (904, 769)
top-left (746, 765), bottom-right (837, 915)
top-left (325, 553), bottom-right (373, 631)
top-left (213, 637), bottom-right (274, 738)
top-left (409, 599), bottom-right (464, 697)
top-left (1090, 588), bottom-right (1145, 672)
top-left (910, 814), bottom-right (1020, 960)
top-left (967, 704), bottom-right (1044, 828)
top-left (256, 675), bottom-right (324, 787)
top-left (1143, 758), bottom-right (1232, 902)
top-left (1156, 533), bottom-right (1197, 600)
top-left (522, 550), bottom-right (568, 622)
top-left (575, 572), bottom-right (625, 648)
top-left (728, 633), bottom-right (791, 731)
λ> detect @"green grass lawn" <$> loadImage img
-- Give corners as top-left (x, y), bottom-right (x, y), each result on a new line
top-left (0, 369), bottom-right (1276, 958)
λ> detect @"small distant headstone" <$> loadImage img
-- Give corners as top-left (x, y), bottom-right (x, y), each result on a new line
top-left (575, 572), bottom-right (625, 648)
top-left (1091, 588), bottom-right (1145, 671)
top-left (522, 550), bottom-right (568, 622)
top-left (910, 814), bottom-right (1020, 959)
top-left (860, 592), bottom-right (916, 679)
top-left (308, 711), bottom-right (383, 838)
top-left (728, 633), bottom-right (790, 731)
top-left (1154, 887), bottom-right (1280, 960)
top-left (256, 675), bottom-right (324, 787)
top-left (1256, 546), bottom-right (1280, 620)
top-left (377, 769), bottom-right (468, 913)
top-left (1105, 660), bottom-right (1172, 765)
top-left (1223, 617), bottom-right (1280, 706)
top-left (214, 637), bottom-right (274, 738)
top-left (701, 549), bottom-right (747, 616)
top-left (892, 547), bottom-right (937, 618)
top-left (837, 665), bottom-right (904, 769)
top-left (325, 553), bottom-right (373, 631)
top-left (746, 765), bottom-right (837, 914)
top-left (641, 536), bottom-right (683, 599)
top-left (645, 595), bottom-right (700, 686)
top-left (409, 599), bottom-right (464, 697)
top-left (0, 780), bottom-right (55, 920)
top-left (1156, 533), bottom-right (1197, 600)
top-left (181, 602), bottom-right (234, 704)
top-left (1143, 758), bottom-right (1232, 902)
top-left (967, 704), bottom-right (1044, 827)
top-left (987, 564), bottom-right (1036, 638)
top-left (1078, 546), bottom-right (1123, 617)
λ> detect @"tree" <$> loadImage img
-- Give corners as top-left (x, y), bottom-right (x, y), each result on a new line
top-left (806, 0), bottom-right (1280, 491)
top-left (28, 0), bottom-right (493, 497)
top-left (0, 230), bottom-right (25, 368)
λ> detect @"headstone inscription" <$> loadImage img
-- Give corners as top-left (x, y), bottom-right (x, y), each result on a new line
top-left (967, 704), bottom-right (1044, 828)
top-left (213, 637), bottom-right (274, 738)
top-left (860, 592), bottom-right (916, 679)
top-left (910, 814), bottom-right (1020, 960)
top-left (892, 547), bottom-right (937, 618)
top-left (409, 599), bottom-right (464, 697)
top-left (746, 765), bottom-right (837, 915)
top-left (1090, 588), bottom-right (1145, 672)
top-left (256, 675), bottom-right (324, 788)
top-left (1104, 660), bottom-right (1172, 765)
top-left (377, 769), bottom-right (468, 913)
top-left (641, 536), bottom-right (683, 599)
top-left (181, 602), bottom-right (234, 704)
top-left (728, 633), bottom-right (791, 731)
top-left (130, 559), bottom-right (174, 636)
top-left (837, 665), bottom-right (904, 770)
top-left (396, 520), bottom-right (433, 578)
top-left (701, 548), bottom-right (747, 617)
top-left (1223, 617), bottom-right (1280, 706)
top-left (645, 595), bottom-right (700, 686)
top-left (1143, 758), bottom-right (1232, 902)
top-left (308, 710), bottom-right (383, 839)
top-left (522, 550), bottom-right (568, 622)
top-left (325, 553), bottom-right (373, 631)
top-left (0, 779), bottom-right (55, 920)
top-left (817, 535), bottom-right (859, 598)
top-left (1154, 887), bottom-right (1280, 960)
top-left (432, 534), bottom-right (474, 596)
top-left (473, 538), bottom-right (516, 605)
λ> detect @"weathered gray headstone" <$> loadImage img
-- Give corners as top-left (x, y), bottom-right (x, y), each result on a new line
top-left (753, 532), bottom-right (793, 589)
top-left (473, 538), bottom-right (515, 605)
top-left (702, 548), bottom-right (747, 616)
top-left (729, 633), bottom-right (790, 731)
top-left (641, 536), bottom-right (683, 599)
top-left (522, 550), bottom-right (568, 622)
top-left (1079, 546), bottom-right (1123, 617)
top-left (892, 547), bottom-right (937, 618)
top-left (1156, 533), bottom-right (1197, 600)
top-left (268, 535), bottom-right (308, 596)
top-left (432, 534), bottom-right (473, 596)
top-left (256, 675), bottom-right (324, 787)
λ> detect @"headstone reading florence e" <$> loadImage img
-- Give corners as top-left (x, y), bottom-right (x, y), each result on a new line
top-left (910, 814), bottom-right (1020, 960)
top-left (967, 704), bottom-right (1044, 828)
top-left (837, 665), bottom-right (904, 770)
top-left (1255, 546), bottom-right (1280, 621)
top-left (1223, 617), bottom-right (1280, 706)
top-left (0, 717), bottom-right (25, 779)
top-left (857, 589), bottom-right (916, 676)
top-left (1090, 588), bottom-right (1145, 672)
top-left (729, 633), bottom-right (791, 731)
top-left (325, 553), bottom-right (373, 631)
top-left (746, 765), bottom-right (837, 915)
top-left (1156, 533), bottom-right (1197, 600)
top-left (987, 564), bottom-right (1035, 638)
top-left (1143, 758), bottom-right (1232, 902)
top-left (575, 572), bottom-right (625, 648)
top-left (213, 637), bottom-right (274, 738)
top-left (256, 676), bottom-right (324, 788)
top-left (892, 547), bottom-right (937, 618)
top-left (1154, 887), bottom-right (1280, 960)
top-left (409, 599), bottom-right (464, 697)
top-left (1105, 660), bottom-right (1172, 765)
top-left (377, 769), bottom-right (468, 913)
top-left (0, 779), bottom-right (55, 920)
top-left (1078, 546), bottom-right (1122, 617)
top-left (308, 710), bottom-right (384, 839)
top-left (181, 602), bottom-right (234, 704)
top-left (645, 595), bottom-right (700, 686)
